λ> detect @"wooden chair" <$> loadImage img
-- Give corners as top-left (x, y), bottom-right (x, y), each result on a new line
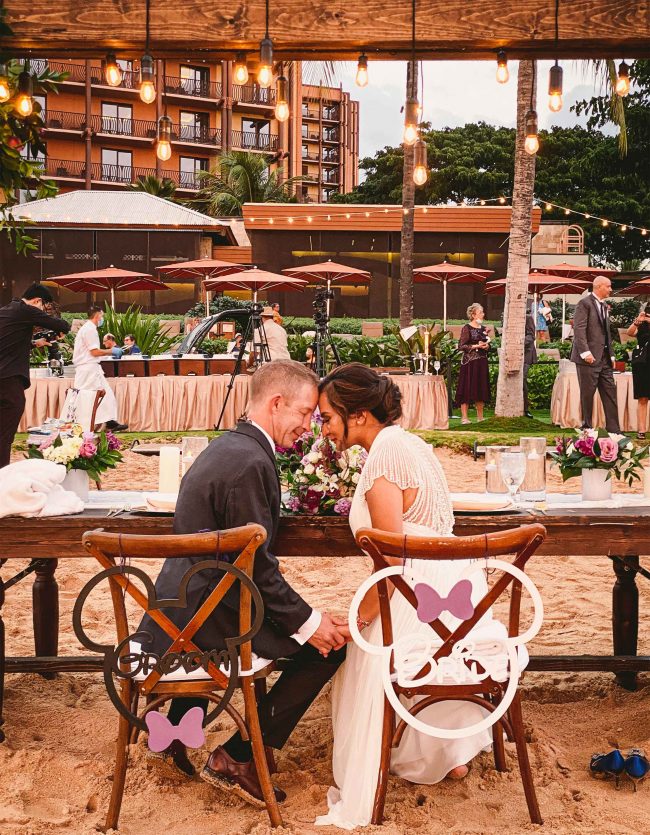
top-left (75, 525), bottom-right (282, 830)
top-left (354, 523), bottom-right (546, 827)
top-left (58, 387), bottom-right (105, 432)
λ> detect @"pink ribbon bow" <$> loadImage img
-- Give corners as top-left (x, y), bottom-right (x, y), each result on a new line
top-left (145, 705), bottom-right (206, 752)
top-left (414, 579), bottom-right (475, 623)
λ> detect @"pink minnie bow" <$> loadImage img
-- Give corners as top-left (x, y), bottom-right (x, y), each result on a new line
top-left (414, 579), bottom-right (475, 623)
top-left (145, 705), bottom-right (206, 752)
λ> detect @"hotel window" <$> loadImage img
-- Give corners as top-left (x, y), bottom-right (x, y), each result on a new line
top-left (179, 156), bottom-right (208, 188)
top-left (101, 103), bottom-right (133, 135)
top-left (101, 149), bottom-right (132, 183)
top-left (180, 111), bottom-right (210, 141)
top-left (301, 123), bottom-right (308, 138)
top-left (323, 104), bottom-right (338, 120)
top-left (180, 65), bottom-right (210, 96)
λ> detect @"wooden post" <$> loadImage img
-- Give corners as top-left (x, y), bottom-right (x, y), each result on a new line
top-left (611, 555), bottom-right (639, 691)
top-left (0, 561), bottom-right (5, 742)
top-left (32, 559), bottom-right (59, 678)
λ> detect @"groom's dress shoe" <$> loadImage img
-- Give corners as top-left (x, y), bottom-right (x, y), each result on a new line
top-left (200, 745), bottom-right (286, 807)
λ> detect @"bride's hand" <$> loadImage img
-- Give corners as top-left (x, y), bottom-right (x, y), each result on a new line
top-left (331, 615), bottom-right (353, 643)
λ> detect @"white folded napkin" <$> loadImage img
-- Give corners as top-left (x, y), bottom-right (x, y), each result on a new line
top-left (0, 459), bottom-right (84, 517)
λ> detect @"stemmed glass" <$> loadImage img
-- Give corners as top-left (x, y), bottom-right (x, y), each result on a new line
top-left (433, 360), bottom-right (441, 375)
top-left (500, 451), bottom-right (526, 506)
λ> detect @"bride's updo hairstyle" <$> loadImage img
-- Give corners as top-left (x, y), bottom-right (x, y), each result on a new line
top-left (319, 363), bottom-right (402, 437)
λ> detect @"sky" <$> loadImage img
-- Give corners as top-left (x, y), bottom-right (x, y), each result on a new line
top-left (313, 59), bottom-right (610, 160)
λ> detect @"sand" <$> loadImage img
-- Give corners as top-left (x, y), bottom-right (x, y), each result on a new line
top-left (1, 446), bottom-right (650, 834)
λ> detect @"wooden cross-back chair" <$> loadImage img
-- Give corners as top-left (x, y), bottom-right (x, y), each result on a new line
top-left (75, 525), bottom-right (282, 831)
top-left (59, 387), bottom-right (105, 432)
top-left (355, 522), bottom-right (546, 827)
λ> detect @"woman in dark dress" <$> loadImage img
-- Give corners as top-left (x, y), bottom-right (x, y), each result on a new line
top-left (454, 303), bottom-right (491, 423)
top-left (627, 304), bottom-right (650, 439)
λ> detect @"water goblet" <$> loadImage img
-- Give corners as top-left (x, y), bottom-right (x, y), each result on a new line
top-left (433, 360), bottom-right (441, 375)
top-left (500, 451), bottom-right (526, 506)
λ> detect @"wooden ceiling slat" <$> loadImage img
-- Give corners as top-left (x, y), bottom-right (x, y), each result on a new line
top-left (2, 0), bottom-right (649, 59)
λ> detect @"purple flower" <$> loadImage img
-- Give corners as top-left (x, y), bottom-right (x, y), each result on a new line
top-left (105, 431), bottom-right (121, 451)
top-left (333, 498), bottom-right (352, 515)
top-left (598, 437), bottom-right (619, 463)
top-left (574, 436), bottom-right (596, 457)
top-left (79, 440), bottom-right (97, 458)
top-left (286, 496), bottom-right (302, 512)
top-left (303, 488), bottom-right (322, 514)
top-left (275, 443), bottom-right (289, 454)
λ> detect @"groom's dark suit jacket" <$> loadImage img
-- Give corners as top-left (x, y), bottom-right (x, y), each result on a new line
top-left (138, 422), bottom-right (312, 659)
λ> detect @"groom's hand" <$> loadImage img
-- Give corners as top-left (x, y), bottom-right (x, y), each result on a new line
top-left (308, 613), bottom-right (347, 656)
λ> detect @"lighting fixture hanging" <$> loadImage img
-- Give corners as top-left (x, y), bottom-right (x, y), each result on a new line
top-left (413, 137), bottom-right (428, 186)
top-left (547, 0), bottom-right (563, 112)
top-left (103, 53), bottom-right (122, 87)
top-left (0, 63), bottom-right (10, 103)
top-left (155, 114), bottom-right (172, 161)
top-left (234, 52), bottom-right (249, 85)
top-left (257, 0), bottom-right (274, 88)
top-left (496, 49), bottom-right (509, 84)
top-left (15, 61), bottom-right (33, 117)
top-left (356, 54), bottom-right (369, 88)
top-left (139, 0), bottom-right (156, 104)
top-left (616, 60), bottom-right (630, 97)
top-left (275, 71), bottom-right (289, 122)
top-left (524, 62), bottom-right (539, 155)
top-left (403, 0), bottom-right (420, 147)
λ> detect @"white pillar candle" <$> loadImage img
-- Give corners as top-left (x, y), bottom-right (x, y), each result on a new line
top-left (159, 447), bottom-right (180, 494)
top-left (643, 467), bottom-right (650, 499)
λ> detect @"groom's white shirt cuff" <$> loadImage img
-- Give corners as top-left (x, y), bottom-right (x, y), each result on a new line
top-left (580, 351), bottom-right (591, 359)
top-left (248, 419), bottom-right (323, 644)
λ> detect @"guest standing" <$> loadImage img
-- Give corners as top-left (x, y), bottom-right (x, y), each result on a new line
top-left (0, 284), bottom-right (70, 467)
top-left (536, 297), bottom-right (551, 342)
top-left (272, 302), bottom-right (284, 326)
top-left (523, 306), bottom-right (538, 418)
top-left (570, 276), bottom-right (620, 433)
top-left (454, 303), bottom-right (490, 424)
top-left (627, 304), bottom-right (650, 439)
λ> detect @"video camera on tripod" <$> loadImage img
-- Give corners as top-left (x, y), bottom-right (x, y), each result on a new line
top-left (312, 286), bottom-right (335, 329)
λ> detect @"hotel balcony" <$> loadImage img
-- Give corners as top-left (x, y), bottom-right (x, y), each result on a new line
top-left (232, 84), bottom-right (276, 109)
top-left (231, 130), bottom-right (279, 152)
top-left (163, 76), bottom-right (223, 102)
top-left (43, 158), bottom-right (203, 190)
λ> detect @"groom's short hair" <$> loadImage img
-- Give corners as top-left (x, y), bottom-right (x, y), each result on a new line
top-left (249, 360), bottom-right (317, 405)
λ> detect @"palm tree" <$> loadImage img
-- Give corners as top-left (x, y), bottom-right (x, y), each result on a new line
top-left (495, 60), bottom-right (537, 417)
top-left (399, 59), bottom-right (418, 327)
top-left (129, 174), bottom-right (177, 200)
top-left (187, 151), bottom-right (306, 217)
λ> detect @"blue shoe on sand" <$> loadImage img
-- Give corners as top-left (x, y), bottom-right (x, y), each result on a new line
top-left (624, 749), bottom-right (649, 792)
top-left (590, 749), bottom-right (626, 788)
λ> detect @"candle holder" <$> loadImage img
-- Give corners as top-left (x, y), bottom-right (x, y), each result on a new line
top-left (485, 445), bottom-right (511, 494)
top-left (158, 446), bottom-right (181, 494)
top-left (181, 436), bottom-right (209, 476)
top-left (520, 437), bottom-right (547, 500)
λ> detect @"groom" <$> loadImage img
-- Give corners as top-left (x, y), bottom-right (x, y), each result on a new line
top-left (139, 360), bottom-right (347, 805)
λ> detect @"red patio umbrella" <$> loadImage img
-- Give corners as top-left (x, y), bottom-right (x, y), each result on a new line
top-left (203, 267), bottom-right (308, 303)
top-left (157, 258), bottom-right (252, 311)
top-left (49, 265), bottom-right (169, 308)
top-left (413, 261), bottom-right (494, 330)
top-left (283, 260), bottom-right (371, 317)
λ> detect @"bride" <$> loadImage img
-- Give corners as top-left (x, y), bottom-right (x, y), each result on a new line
top-left (315, 363), bottom-right (504, 830)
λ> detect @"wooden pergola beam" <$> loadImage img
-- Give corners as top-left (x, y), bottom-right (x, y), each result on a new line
top-left (2, 0), bottom-right (649, 61)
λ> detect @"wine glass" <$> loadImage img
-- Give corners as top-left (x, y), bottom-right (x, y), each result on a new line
top-left (433, 360), bottom-right (441, 375)
top-left (500, 451), bottom-right (526, 506)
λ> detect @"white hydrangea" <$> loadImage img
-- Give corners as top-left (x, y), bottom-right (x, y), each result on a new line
top-left (307, 451), bottom-right (320, 464)
top-left (303, 463), bottom-right (315, 475)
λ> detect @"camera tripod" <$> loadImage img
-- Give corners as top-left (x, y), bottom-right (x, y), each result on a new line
top-left (215, 302), bottom-right (271, 430)
top-left (309, 287), bottom-right (341, 379)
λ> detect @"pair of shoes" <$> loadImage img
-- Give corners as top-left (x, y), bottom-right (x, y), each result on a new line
top-left (105, 420), bottom-right (128, 432)
top-left (461, 419), bottom-right (471, 425)
top-left (524, 411), bottom-right (534, 419)
top-left (638, 432), bottom-right (646, 440)
top-left (148, 739), bottom-right (196, 777)
top-left (590, 748), bottom-right (649, 790)
top-left (200, 745), bottom-right (286, 807)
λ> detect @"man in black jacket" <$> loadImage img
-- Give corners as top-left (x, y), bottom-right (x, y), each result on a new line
top-left (0, 284), bottom-right (70, 467)
top-left (139, 360), bottom-right (347, 804)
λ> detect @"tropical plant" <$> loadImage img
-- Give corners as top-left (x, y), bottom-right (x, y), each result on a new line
top-left (98, 304), bottom-right (178, 355)
top-left (187, 151), bottom-right (305, 217)
top-left (129, 174), bottom-right (177, 200)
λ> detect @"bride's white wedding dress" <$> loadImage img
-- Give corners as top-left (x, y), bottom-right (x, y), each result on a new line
top-left (316, 425), bottom-right (513, 830)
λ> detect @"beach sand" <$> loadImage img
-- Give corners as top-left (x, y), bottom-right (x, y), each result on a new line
top-left (1, 446), bottom-right (649, 834)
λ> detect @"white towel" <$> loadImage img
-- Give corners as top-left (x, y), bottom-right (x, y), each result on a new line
top-left (0, 459), bottom-right (85, 517)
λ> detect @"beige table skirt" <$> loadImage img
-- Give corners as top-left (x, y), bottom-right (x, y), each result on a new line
top-left (550, 371), bottom-right (641, 431)
top-left (20, 374), bottom-right (449, 433)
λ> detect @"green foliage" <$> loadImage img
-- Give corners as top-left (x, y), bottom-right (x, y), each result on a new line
top-left (99, 304), bottom-right (178, 355)
top-left (128, 174), bottom-right (177, 200)
top-left (186, 294), bottom-right (261, 319)
top-left (200, 337), bottom-right (229, 355)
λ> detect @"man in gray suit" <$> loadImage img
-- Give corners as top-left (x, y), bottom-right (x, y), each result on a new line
top-left (523, 307), bottom-right (538, 418)
top-left (570, 276), bottom-right (621, 432)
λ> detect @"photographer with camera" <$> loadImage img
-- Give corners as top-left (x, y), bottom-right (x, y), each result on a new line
top-left (627, 303), bottom-right (650, 439)
top-left (0, 283), bottom-right (70, 467)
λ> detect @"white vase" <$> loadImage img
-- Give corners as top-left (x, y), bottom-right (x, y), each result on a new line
top-left (581, 468), bottom-right (612, 502)
top-left (62, 469), bottom-right (89, 502)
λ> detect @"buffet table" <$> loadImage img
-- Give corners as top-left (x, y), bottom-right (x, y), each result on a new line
top-left (550, 365), bottom-right (639, 431)
top-left (19, 374), bottom-right (449, 432)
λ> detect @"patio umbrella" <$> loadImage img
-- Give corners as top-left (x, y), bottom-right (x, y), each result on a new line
top-left (534, 263), bottom-right (618, 338)
top-left (413, 261), bottom-right (493, 331)
top-left (157, 258), bottom-right (252, 312)
top-left (49, 265), bottom-right (169, 309)
top-left (203, 267), bottom-right (308, 303)
top-left (282, 259), bottom-right (371, 316)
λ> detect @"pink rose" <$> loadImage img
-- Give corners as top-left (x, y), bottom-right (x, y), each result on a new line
top-left (575, 436), bottom-right (596, 457)
top-left (598, 437), bottom-right (619, 463)
top-left (79, 440), bottom-right (97, 458)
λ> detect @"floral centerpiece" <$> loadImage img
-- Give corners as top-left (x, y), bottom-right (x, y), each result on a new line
top-left (28, 424), bottom-right (123, 483)
top-left (276, 416), bottom-right (367, 516)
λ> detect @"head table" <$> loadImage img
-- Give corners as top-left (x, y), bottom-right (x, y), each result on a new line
top-left (18, 373), bottom-right (449, 433)
top-left (0, 495), bottom-right (648, 741)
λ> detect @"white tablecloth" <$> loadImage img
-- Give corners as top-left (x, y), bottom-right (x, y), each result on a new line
top-left (550, 369), bottom-right (640, 431)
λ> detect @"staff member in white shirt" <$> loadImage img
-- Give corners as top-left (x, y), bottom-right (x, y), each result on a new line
top-left (73, 306), bottom-right (127, 431)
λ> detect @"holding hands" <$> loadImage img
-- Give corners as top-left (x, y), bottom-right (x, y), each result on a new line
top-left (308, 612), bottom-right (350, 656)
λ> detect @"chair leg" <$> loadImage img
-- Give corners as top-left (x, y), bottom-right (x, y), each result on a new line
top-left (242, 676), bottom-right (283, 828)
top-left (492, 720), bottom-right (508, 772)
top-left (254, 678), bottom-right (277, 774)
top-left (105, 683), bottom-right (132, 832)
top-left (129, 689), bottom-right (140, 744)
top-left (371, 695), bottom-right (394, 826)
top-left (509, 691), bottom-right (543, 825)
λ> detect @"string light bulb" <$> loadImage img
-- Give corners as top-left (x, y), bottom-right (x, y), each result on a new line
top-left (548, 61), bottom-right (563, 112)
top-left (274, 74), bottom-right (289, 122)
top-left (234, 52), bottom-right (249, 85)
top-left (413, 137), bottom-right (428, 186)
top-left (139, 53), bottom-right (156, 103)
top-left (0, 63), bottom-right (10, 103)
top-left (356, 53), bottom-right (369, 87)
top-left (545, 203), bottom-right (552, 211)
top-left (524, 109), bottom-right (539, 155)
top-left (616, 60), bottom-right (631, 97)
top-left (403, 96), bottom-right (419, 146)
top-left (257, 37), bottom-right (273, 88)
top-left (15, 65), bottom-right (33, 117)
top-left (155, 114), bottom-right (172, 161)
top-left (496, 49), bottom-right (509, 84)
top-left (103, 53), bottom-right (122, 87)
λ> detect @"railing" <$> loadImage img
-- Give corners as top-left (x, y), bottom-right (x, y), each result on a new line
top-left (91, 114), bottom-right (157, 139)
top-left (231, 130), bottom-right (278, 152)
top-left (45, 158), bottom-right (88, 179)
top-left (232, 84), bottom-right (276, 106)
top-left (322, 154), bottom-right (339, 164)
top-left (322, 171), bottom-right (340, 184)
top-left (175, 124), bottom-right (221, 146)
top-left (44, 158), bottom-right (203, 190)
top-left (303, 151), bottom-right (319, 161)
top-left (89, 65), bottom-right (140, 90)
top-left (39, 59), bottom-right (87, 83)
top-left (323, 132), bottom-right (339, 143)
top-left (164, 76), bottom-right (222, 99)
top-left (322, 109), bottom-right (340, 121)
top-left (301, 107), bottom-right (319, 119)
top-left (43, 109), bottom-right (87, 132)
